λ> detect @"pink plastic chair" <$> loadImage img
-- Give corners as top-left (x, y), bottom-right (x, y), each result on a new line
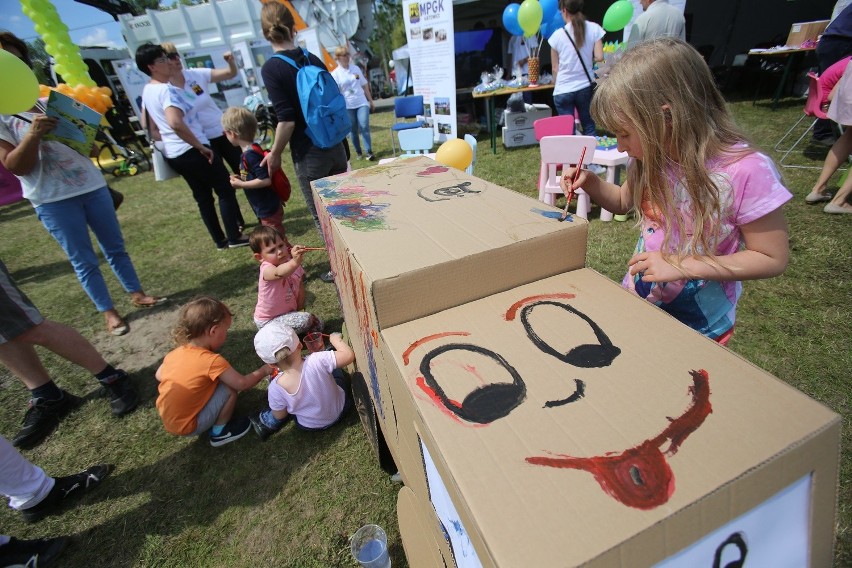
top-left (775, 72), bottom-right (839, 169)
top-left (538, 135), bottom-right (597, 218)
top-left (533, 115), bottom-right (575, 141)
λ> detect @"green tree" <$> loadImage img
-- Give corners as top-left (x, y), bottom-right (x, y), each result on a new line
top-left (124, 0), bottom-right (162, 15)
top-left (369, 0), bottom-right (405, 92)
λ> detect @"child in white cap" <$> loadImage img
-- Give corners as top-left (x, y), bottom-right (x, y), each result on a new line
top-left (251, 321), bottom-right (355, 440)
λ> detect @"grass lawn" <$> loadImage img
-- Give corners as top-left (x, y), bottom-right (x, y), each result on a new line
top-left (0, 94), bottom-right (849, 567)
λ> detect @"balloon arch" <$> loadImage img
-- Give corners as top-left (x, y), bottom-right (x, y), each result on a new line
top-left (0, 0), bottom-right (114, 115)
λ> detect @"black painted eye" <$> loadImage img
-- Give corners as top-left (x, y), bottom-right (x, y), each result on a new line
top-left (520, 301), bottom-right (621, 368)
top-left (713, 532), bottom-right (748, 568)
top-left (419, 343), bottom-right (526, 424)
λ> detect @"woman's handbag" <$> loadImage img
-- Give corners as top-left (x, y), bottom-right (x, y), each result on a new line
top-left (151, 142), bottom-right (179, 182)
top-left (144, 106), bottom-right (179, 182)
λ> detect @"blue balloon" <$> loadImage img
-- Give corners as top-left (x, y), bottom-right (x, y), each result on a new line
top-left (540, 0), bottom-right (558, 21)
top-left (503, 4), bottom-right (524, 37)
top-left (543, 10), bottom-right (565, 39)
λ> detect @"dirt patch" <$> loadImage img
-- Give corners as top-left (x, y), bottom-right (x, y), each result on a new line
top-left (89, 306), bottom-right (179, 375)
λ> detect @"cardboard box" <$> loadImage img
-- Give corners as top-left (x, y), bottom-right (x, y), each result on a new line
top-left (380, 269), bottom-right (840, 567)
top-left (313, 156), bottom-right (587, 458)
top-left (312, 159), bottom-right (839, 567)
top-left (502, 126), bottom-right (537, 148)
top-left (786, 20), bottom-right (829, 47)
top-left (502, 103), bottom-right (552, 132)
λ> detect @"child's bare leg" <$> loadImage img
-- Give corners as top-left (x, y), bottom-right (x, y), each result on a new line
top-left (809, 128), bottom-right (852, 201)
top-left (214, 386), bottom-right (238, 426)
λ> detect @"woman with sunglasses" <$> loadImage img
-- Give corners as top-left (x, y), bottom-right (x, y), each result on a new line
top-left (136, 43), bottom-right (247, 250)
top-left (0, 31), bottom-right (166, 336)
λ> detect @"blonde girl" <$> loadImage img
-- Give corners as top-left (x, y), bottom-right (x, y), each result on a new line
top-left (155, 296), bottom-right (272, 446)
top-left (561, 38), bottom-right (792, 344)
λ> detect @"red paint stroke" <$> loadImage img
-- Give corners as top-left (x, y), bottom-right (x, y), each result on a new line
top-left (526, 369), bottom-right (712, 510)
top-left (417, 166), bottom-right (449, 176)
top-left (505, 293), bottom-right (577, 321)
top-left (415, 376), bottom-right (465, 425)
top-left (402, 331), bottom-right (472, 365)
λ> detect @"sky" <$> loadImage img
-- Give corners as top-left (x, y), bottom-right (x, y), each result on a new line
top-left (0, 0), bottom-right (134, 51)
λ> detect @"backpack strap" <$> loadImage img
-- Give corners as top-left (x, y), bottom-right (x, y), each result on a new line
top-left (250, 142), bottom-right (266, 157)
top-left (271, 53), bottom-right (300, 70)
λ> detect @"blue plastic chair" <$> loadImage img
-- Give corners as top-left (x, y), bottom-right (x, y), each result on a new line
top-left (398, 127), bottom-right (434, 156)
top-left (390, 96), bottom-right (425, 155)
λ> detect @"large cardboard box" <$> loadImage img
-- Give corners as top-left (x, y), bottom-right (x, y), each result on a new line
top-left (786, 20), bottom-right (829, 47)
top-left (313, 157), bottom-right (587, 457)
top-left (503, 103), bottom-right (552, 132)
top-left (312, 159), bottom-right (839, 567)
top-left (381, 269), bottom-right (840, 567)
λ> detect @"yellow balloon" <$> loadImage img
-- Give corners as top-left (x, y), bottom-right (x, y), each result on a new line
top-left (435, 138), bottom-right (473, 171)
top-left (0, 50), bottom-right (40, 114)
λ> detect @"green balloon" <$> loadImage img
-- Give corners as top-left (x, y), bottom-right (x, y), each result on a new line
top-left (517, 0), bottom-right (543, 37)
top-left (0, 50), bottom-right (40, 114)
top-left (602, 0), bottom-right (634, 32)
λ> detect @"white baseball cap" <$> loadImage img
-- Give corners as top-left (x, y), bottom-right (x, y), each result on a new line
top-left (254, 321), bottom-right (299, 364)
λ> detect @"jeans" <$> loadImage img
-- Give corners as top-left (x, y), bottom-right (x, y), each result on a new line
top-left (554, 86), bottom-right (596, 136)
top-left (293, 144), bottom-right (348, 238)
top-left (347, 105), bottom-right (372, 156)
top-left (167, 147), bottom-right (243, 247)
top-left (35, 186), bottom-right (141, 312)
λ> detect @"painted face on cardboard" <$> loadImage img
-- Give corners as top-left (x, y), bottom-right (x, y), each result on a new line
top-left (402, 291), bottom-right (711, 510)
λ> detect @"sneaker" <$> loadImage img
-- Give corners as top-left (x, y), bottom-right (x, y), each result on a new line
top-left (365, 153), bottom-right (375, 161)
top-left (319, 270), bottom-right (335, 283)
top-left (228, 237), bottom-right (251, 249)
top-left (249, 411), bottom-right (279, 442)
top-left (101, 370), bottom-right (139, 416)
top-left (209, 416), bottom-right (252, 447)
top-left (12, 391), bottom-right (82, 449)
top-left (20, 464), bottom-right (113, 523)
top-left (0, 536), bottom-right (68, 567)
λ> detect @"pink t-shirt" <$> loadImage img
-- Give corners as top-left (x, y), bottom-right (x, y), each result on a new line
top-left (623, 150), bottom-right (792, 339)
top-left (267, 351), bottom-right (345, 429)
top-left (254, 260), bottom-right (305, 321)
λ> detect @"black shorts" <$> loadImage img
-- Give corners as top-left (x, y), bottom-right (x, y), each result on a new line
top-left (0, 259), bottom-right (44, 344)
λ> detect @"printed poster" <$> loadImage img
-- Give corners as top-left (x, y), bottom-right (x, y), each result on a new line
top-left (44, 91), bottom-right (102, 157)
top-left (402, 0), bottom-right (456, 142)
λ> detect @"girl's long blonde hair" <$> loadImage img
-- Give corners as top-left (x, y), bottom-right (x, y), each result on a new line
top-left (591, 38), bottom-right (754, 260)
top-left (172, 295), bottom-right (232, 345)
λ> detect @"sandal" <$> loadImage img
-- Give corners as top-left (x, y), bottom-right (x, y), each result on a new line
top-left (132, 296), bottom-right (169, 308)
top-left (107, 318), bottom-right (129, 336)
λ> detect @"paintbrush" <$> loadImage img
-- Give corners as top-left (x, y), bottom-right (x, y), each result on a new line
top-left (561, 146), bottom-right (586, 221)
top-left (300, 247), bottom-right (326, 251)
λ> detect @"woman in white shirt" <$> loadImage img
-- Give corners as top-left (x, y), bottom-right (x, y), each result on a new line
top-left (330, 46), bottom-right (375, 160)
top-left (547, 0), bottom-right (604, 135)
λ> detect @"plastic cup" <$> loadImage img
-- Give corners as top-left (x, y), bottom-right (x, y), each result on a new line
top-left (304, 332), bottom-right (325, 353)
top-left (350, 524), bottom-right (391, 568)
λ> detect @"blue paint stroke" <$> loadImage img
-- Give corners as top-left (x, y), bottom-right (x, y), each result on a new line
top-left (531, 207), bottom-right (572, 221)
top-left (365, 340), bottom-right (383, 418)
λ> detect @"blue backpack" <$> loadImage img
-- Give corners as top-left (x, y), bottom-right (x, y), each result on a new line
top-left (272, 49), bottom-right (351, 149)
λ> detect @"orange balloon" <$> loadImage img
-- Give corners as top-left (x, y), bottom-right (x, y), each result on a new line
top-left (39, 84), bottom-right (51, 97)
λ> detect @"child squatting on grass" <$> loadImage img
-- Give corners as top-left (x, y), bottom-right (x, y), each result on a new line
top-left (561, 38), bottom-right (792, 345)
top-left (221, 106), bottom-right (293, 249)
top-left (249, 226), bottom-right (323, 334)
top-left (155, 296), bottom-right (274, 447)
top-left (250, 321), bottom-right (355, 441)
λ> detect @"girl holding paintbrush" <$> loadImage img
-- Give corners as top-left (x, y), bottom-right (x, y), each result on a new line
top-left (248, 226), bottom-right (324, 335)
top-left (560, 39), bottom-right (791, 346)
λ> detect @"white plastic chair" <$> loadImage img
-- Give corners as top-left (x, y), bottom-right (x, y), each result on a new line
top-left (397, 128), bottom-right (434, 156)
top-left (464, 134), bottom-right (477, 175)
top-left (538, 135), bottom-right (597, 218)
